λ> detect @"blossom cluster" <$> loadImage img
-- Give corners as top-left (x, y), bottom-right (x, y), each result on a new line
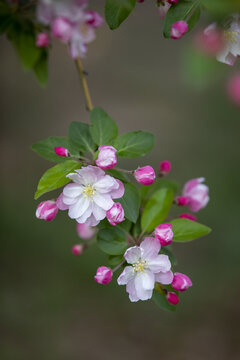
top-left (34, 107), bottom-right (211, 310)
top-left (36, 0), bottom-right (103, 57)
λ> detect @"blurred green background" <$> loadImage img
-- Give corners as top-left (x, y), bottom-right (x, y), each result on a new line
top-left (1, 1), bottom-right (240, 359)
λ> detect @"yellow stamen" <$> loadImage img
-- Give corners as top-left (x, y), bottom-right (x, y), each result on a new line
top-left (133, 260), bottom-right (147, 273)
top-left (83, 185), bottom-right (96, 199)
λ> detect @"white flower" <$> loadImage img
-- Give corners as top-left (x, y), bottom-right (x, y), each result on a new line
top-left (117, 237), bottom-right (173, 302)
top-left (57, 165), bottom-right (125, 226)
top-left (216, 15), bottom-right (240, 66)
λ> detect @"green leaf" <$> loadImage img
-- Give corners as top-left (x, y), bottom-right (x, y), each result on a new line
top-left (108, 254), bottom-right (124, 267)
top-left (141, 188), bottom-right (174, 231)
top-left (114, 131), bottom-right (155, 158)
top-left (68, 122), bottom-right (96, 154)
top-left (141, 179), bottom-right (179, 204)
top-left (118, 183), bottom-right (140, 223)
top-left (106, 169), bottom-right (130, 183)
top-left (32, 137), bottom-right (74, 163)
top-left (170, 218), bottom-right (211, 242)
top-left (34, 160), bottom-right (80, 199)
top-left (97, 227), bottom-right (127, 255)
top-left (105, 0), bottom-right (136, 30)
top-left (33, 50), bottom-right (48, 87)
top-left (152, 288), bottom-right (177, 312)
top-left (90, 107), bottom-right (118, 145)
top-left (163, 0), bottom-right (201, 38)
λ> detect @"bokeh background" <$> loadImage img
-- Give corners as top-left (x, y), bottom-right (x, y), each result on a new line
top-left (1, 1), bottom-right (240, 359)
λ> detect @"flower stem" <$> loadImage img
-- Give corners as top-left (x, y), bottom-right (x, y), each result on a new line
top-left (75, 57), bottom-right (93, 111)
top-left (112, 259), bottom-right (126, 272)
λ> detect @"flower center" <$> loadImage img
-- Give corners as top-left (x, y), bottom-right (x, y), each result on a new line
top-left (83, 185), bottom-right (96, 199)
top-left (133, 260), bottom-right (147, 273)
top-left (224, 30), bottom-right (238, 43)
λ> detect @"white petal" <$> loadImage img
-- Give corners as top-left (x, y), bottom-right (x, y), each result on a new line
top-left (62, 195), bottom-right (78, 206)
top-left (76, 166), bottom-right (105, 185)
top-left (134, 271), bottom-right (154, 301)
top-left (94, 175), bottom-right (118, 193)
top-left (124, 246), bottom-right (141, 264)
top-left (92, 203), bottom-right (106, 221)
top-left (76, 202), bottom-right (93, 223)
top-left (93, 193), bottom-right (114, 210)
top-left (126, 278), bottom-right (139, 302)
top-left (68, 196), bottom-right (90, 219)
top-left (63, 183), bottom-right (83, 197)
top-left (155, 270), bottom-right (173, 285)
top-left (66, 172), bottom-right (84, 184)
top-left (148, 254), bottom-right (171, 273)
top-left (117, 266), bottom-right (134, 285)
top-left (140, 237), bottom-right (161, 261)
top-left (84, 214), bottom-right (100, 226)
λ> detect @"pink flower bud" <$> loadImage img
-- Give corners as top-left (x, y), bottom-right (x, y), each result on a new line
top-left (36, 200), bottom-right (58, 221)
top-left (178, 213), bottom-right (197, 221)
top-left (106, 203), bottom-right (125, 226)
top-left (134, 166), bottom-right (156, 185)
top-left (72, 244), bottom-right (84, 256)
top-left (171, 272), bottom-right (192, 292)
top-left (54, 146), bottom-right (70, 157)
top-left (155, 223), bottom-right (173, 246)
top-left (94, 266), bottom-right (113, 285)
top-left (76, 223), bottom-right (96, 240)
top-left (159, 160), bottom-right (171, 174)
top-left (168, 0), bottom-right (178, 4)
top-left (95, 145), bottom-right (117, 170)
top-left (138, 0), bottom-right (145, 2)
top-left (36, 32), bottom-right (50, 48)
top-left (182, 177), bottom-right (209, 212)
top-left (176, 196), bottom-right (189, 206)
top-left (51, 17), bottom-right (73, 43)
top-left (85, 10), bottom-right (103, 28)
top-left (227, 73), bottom-right (240, 107)
top-left (170, 21), bottom-right (188, 40)
top-left (166, 291), bottom-right (179, 305)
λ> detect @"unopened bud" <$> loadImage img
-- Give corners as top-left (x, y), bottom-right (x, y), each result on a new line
top-left (155, 224), bottom-right (173, 246)
top-left (51, 17), bottom-right (73, 43)
top-left (176, 196), bottom-right (189, 206)
top-left (95, 145), bottom-right (117, 169)
top-left (54, 146), bottom-right (70, 157)
top-left (36, 32), bottom-right (50, 48)
top-left (106, 203), bottom-right (125, 226)
top-left (171, 21), bottom-right (188, 40)
top-left (72, 244), bottom-right (84, 256)
top-left (36, 200), bottom-right (58, 221)
top-left (76, 223), bottom-right (96, 240)
top-left (159, 160), bottom-right (171, 175)
top-left (178, 213), bottom-right (197, 221)
top-left (166, 291), bottom-right (179, 305)
top-left (94, 266), bottom-right (113, 285)
top-left (171, 272), bottom-right (192, 292)
top-left (134, 166), bottom-right (156, 185)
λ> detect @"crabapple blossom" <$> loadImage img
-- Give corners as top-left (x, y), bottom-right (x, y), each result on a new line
top-left (72, 244), bottom-right (84, 256)
top-left (54, 146), bottom-right (70, 157)
top-left (159, 160), bottom-right (171, 175)
top-left (182, 177), bottom-right (209, 212)
top-left (36, 32), bottom-right (50, 48)
top-left (216, 15), bottom-right (240, 66)
top-left (106, 203), bottom-right (125, 226)
top-left (171, 272), bottom-right (192, 292)
top-left (117, 237), bottom-right (172, 302)
top-left (58, 165), bottom-right (124, 226)
top-left (178, 213), bottom-right (197, 221)
top-left (168, 0), bottom-right (178, 4)
top-left (171, 21), bottom-right (188, 40)
top-left (166, 291), bottom-right (179, 305)
top-left (157, 1), bottom-right (171, 20)
top-left (94, 266), bottom-right (113, 284)
top-left (36, 200), bottom-right (58, 221)
top-left (155, 224), bottom-right (173, 246)
top-left (227, 73), bottom-right (240, 106)
top-left (76, 223), bottom-right (96, 240)
top-left (134, 166), bottom-right (155, 185)
top-left (95, 145), bottom-right (117, 170)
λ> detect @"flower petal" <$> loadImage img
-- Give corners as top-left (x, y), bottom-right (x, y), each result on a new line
top-left (94, 175), bottom-right (118, 193)
top-left (117, 266), bottom-right (134, 285)
top-left (155, 270), bottom-right (173, 285)
top-left (63, 183), bottom-right (83, 197)
top-left (93, 193), bottom-right (114, 210)
top-left (124, 246), bottom-right (141, 264)
top-left (134, 271), bottom-right (154, 300)
top-left (148, 254), bottom-right (171, 273)
top-left (111, 180), bottom-right (125, 199)
top-left (68, 196), bottom-right (90, 219)
top-left (92, 203), bottom-right (106, 221)
top-left (140, 237), bottom-right (161, 261)
top-left (56, 193), bottom-right (69, 210)
top-left (84, 214), bottom-right (100, 227)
